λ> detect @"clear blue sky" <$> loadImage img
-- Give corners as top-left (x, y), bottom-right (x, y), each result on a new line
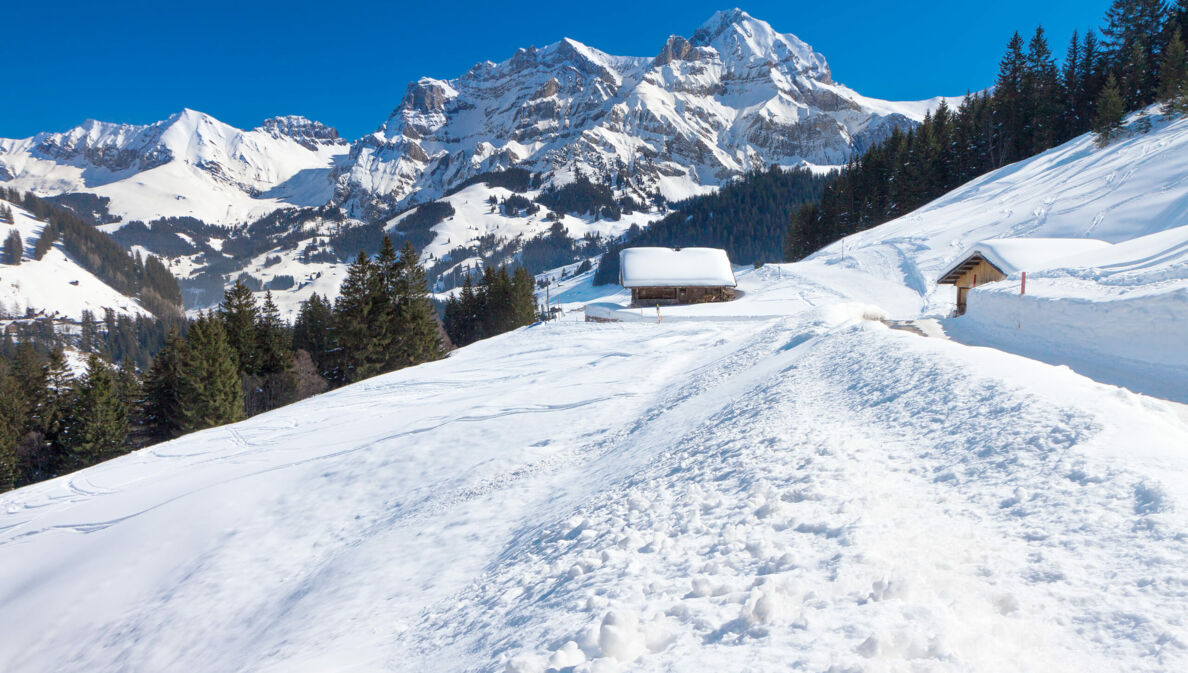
top-left (3, 0), bottom-right (1114, 140)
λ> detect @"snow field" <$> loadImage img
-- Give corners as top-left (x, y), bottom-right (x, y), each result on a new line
top-left (4, 292), bottom-right (1186, 672)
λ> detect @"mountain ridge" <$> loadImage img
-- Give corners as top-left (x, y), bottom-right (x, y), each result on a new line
top-left (0, 9), bottom-right (962, 227)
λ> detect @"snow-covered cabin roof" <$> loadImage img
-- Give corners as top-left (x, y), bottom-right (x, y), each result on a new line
top-left (619, 247), bottom-right (737, 288)
top-left (938, 238), bottom-right (1113, 283)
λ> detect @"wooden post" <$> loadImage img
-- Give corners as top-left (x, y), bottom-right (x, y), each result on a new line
top-left (1020, 271), bottom-right (1026, 295)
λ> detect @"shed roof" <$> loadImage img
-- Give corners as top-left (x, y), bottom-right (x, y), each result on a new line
top-left (619, 247), bottom-right (737, 288)
top-left (938, 238), bottom-right (1113, 284)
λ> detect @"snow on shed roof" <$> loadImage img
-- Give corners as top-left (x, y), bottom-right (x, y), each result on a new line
top-left (619, 247), bottom-right (737, 288)
top-left (938, 238), bottom-right (1113, 283)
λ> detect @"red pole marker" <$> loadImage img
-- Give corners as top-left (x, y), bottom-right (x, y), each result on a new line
top-left (1020, 271), bottom-right (1026, 295)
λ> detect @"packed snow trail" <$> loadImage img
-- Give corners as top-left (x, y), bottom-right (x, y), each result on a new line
top-left (3, 307), bottom-right (1187, 672)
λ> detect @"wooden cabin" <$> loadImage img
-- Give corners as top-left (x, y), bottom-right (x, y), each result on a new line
top-left (938, 238), bottom-right (1112, 315)
top-left (619, 247), bottom-right (737, 306)
top-left (937, 253), bottom-right (1006, 315)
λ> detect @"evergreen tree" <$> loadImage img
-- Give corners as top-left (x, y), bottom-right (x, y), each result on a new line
top-left (1024, 26), bottom-right (1063, 152)
top-left (219, 280), bottom-right (257, 375)
top-left (1101, 0), bottom-right (1167, 107)
top-left (0, 360), bottom-right (22, 492)
top-left (392, 241), bottom-right (448, 367)
top-left (178, 313), bottom-right (244, 432)
top-left (334, 252), bottom-right (384, 383)
top-left (293, 293), bottom-right (336, 379)
top-left (373, 236), bottom-right (401, 363)
top-left (511, 267), bottom-right (538, 328)
top-left (1159, 27), bottom-right (1188, 112)
top-left (142, 328), bottom-right (186, 442)
top-left (255, 290), bottom-right (290, 376)
top-left (1094, 73), bottom-right (1127, 145)
top-left (994, 32), bottom-right (1029, 164)
top-left (79, 309), bottom-right (96, 353)
top-left (3, 230), bottom-right (21, 265)
top-left (63, 354), bottom-right (128, 470)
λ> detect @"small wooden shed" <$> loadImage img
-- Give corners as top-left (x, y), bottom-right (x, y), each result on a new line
top-left (938, 238), bottom-right (1112, 315)
top-left (619, 247), bottom-right (737, 306)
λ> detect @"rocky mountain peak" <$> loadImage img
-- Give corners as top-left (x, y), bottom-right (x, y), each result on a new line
top-left (257, 116), bottom-right (344, 148)
top-left (690, 8), bottom-right (831, 83)
top-left (400, 78), bottom-right (457, 115)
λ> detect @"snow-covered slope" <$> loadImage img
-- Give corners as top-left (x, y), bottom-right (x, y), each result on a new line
top-left (2, 281), bottom-right (1186, 672)
top-left (794, 107), bottom-right (1188, 401)
top-left (336, 9), bottom-right (962, 215)
top-left (0, 202), bottom-right (151, 319)
top-left (0, 110), bottom-right (348, 226)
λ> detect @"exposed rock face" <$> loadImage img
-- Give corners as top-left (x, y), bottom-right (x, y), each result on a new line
top-left (32, 120), bottom-right (174, 173)
top-left (333, 9), bottom-right (938, 217)
top-left (257, 116), bottom-right (345, 150)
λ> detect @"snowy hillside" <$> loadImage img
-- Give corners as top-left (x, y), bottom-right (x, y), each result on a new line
top-left (798, 107), bottom-right (1188, 401)
top-left (0, 202), bottom-right (151, 319)
top-left (2, 280), bottom-right (1186, 672)
top-left (0, 110), bottom-right (348, 226)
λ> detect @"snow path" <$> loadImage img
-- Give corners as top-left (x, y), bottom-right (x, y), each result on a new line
top-left (3, 308), bottom-right (1187, 672)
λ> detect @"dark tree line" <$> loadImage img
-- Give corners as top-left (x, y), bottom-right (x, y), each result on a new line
top-left (0, 346), bottom-right (143, 492)
top-left (292, 236), bottom-right (449, 385)
top-left (593, 166), bottom-right (828, 285)
top-left (0, 234), bottom-right (451, 494)
top-left (441, 265), bottom-right (537, 347)
top-left (785, 0), bottom-right (1188, 261)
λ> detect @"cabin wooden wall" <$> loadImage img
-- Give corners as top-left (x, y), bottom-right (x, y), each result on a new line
top-left (953, 259), bottom-right (1006, 314)
top-left (630, 287), bottom-right (735, 306)
top-left (954, 258), bottom-right (1006, 289)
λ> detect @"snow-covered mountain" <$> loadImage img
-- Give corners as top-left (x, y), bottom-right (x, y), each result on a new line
top-left (0, 202), bottom-right (153, 320)
top-left (335, 9), bottom-right (957, 217)
top-left (0, 109), bottom-right (348, 226)
top-left (0, 10), bottom-right (957, 228)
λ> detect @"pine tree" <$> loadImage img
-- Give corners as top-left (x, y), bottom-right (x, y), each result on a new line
top-left (293, 293), bottom-right (336, 379)
top-left (142, 328), bottom-right (186, 441)
top-left (1024, 26), bottom-right (1063, 153)
top-left (63, 354), bottom-right (128, 469)
top-left (392, 241), bottom-right (447, 368)
top-left (0, 360), bottom-right (22, 492)
top-left (1159, 27), bottom-right (1188, 113)
top-left (3, 229), bottom-right (21, 265)
top-left (373, 236), bottom-right (401, 364)
top-left (1101, 0), bottom-right (1166, 107)
top-left (511, 267), bottom-right (538, 328)
top-left (255, 291), bottom-right (290, 376)
top-left (219, 280), bottom-right (257, 375)
top-left (1063, 31), bottom-right (1085, 135)
top-left (1094, 73), bottom-right (1127, 146)
top-left (993, 32), bottom-right (1029, 164)
top-left (334, 251), bottom-right (384, 383)
top-left (178, 313), bottom-right (244, 432)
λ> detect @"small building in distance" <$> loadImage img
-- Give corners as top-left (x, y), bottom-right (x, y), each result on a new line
top-left (938, 238), bottom-right (1111, 314)
top-left (619, 247), bottom-right (737, 306)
